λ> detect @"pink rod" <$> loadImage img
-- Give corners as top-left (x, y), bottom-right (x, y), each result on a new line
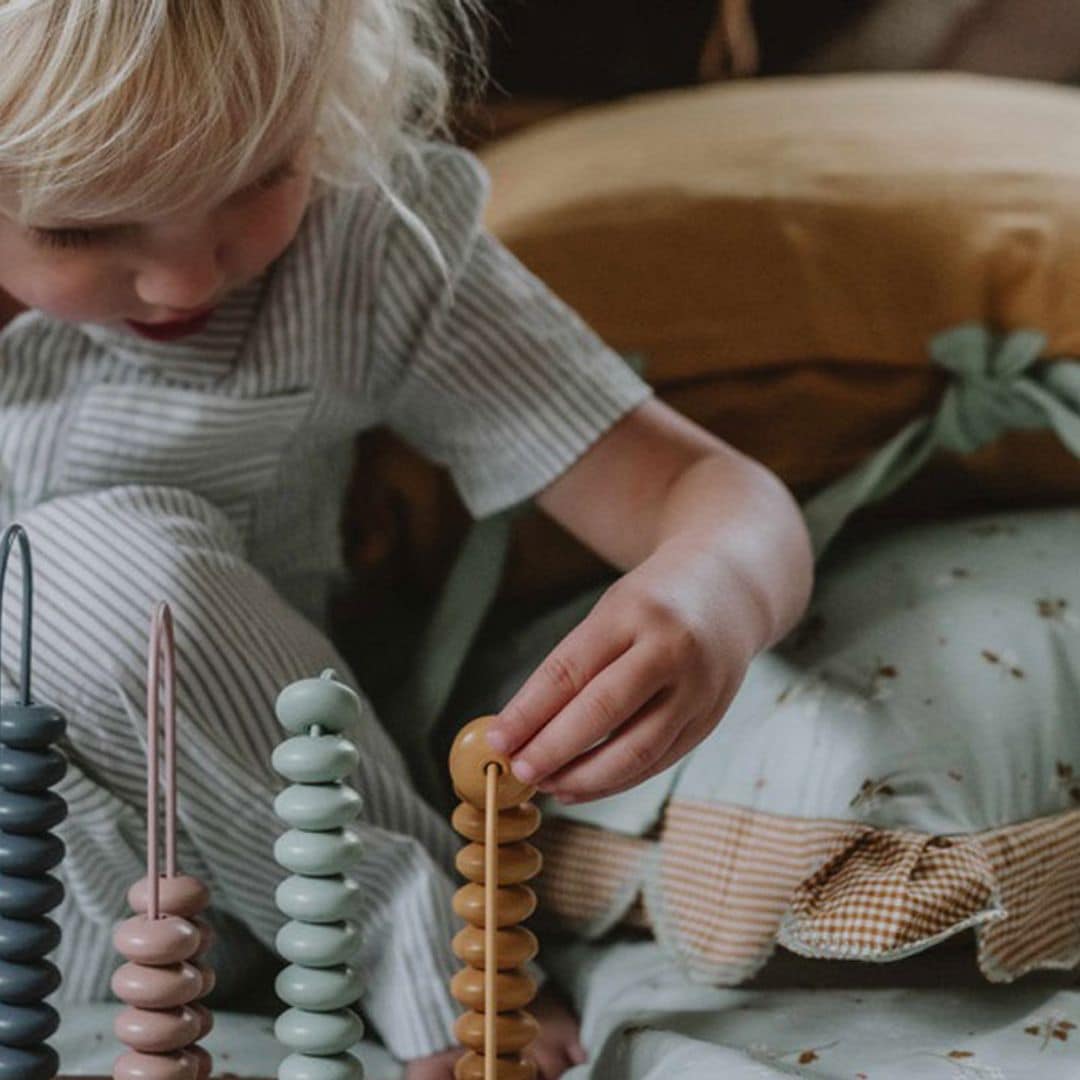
top-left (146, 603), bottom-right (178, 920)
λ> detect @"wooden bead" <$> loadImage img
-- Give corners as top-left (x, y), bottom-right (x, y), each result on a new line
top-left (189, 1003), bottom-right (213, 1039)
top-left (456, 842), bottom-right (542, 886)
top-left (276, 919), bottom-right (359, 968)
top-left (272, 734), bottom-right (360, 783)
top-left (453, 884), bottom-right (536, 928)
top-left (274, 783), bottom-right (362, 831)
top-left (275, 827), bottom-right (364, 877)
top-left (451, 967), bottom-right (537, 1012)
top-left (0, 1001), bottom-right (58, 1045)
top-left (111, 961), bottom-right (202, 1009)
top-left (114, 1005), bottom-right (200, 1053)
top-left (194, 960), bottom-right (215, 998)
top-left (454, 1053), bottom-right (536, 1080)
top-left (128, 875), bottom-right (209, 919)
top-left (190, 917), bottom-right (214, 958)
top-left (452, 926), bottom-right (538, 971)
top-left (276, 875), bottom-right (359, 924)
top-left (279, 1052), bottom-right (365, 1080)
top-left (452, 803), bottom-right (541, 844)
top-left (275, 963), bottom-right (363, 1011)
top-left (0, 1043), bottom-right (59, 1080)
top-left (113, 915), bottom-right (200, 965)
top-left (275, 677), bottom-right (361, 735)
top-left (0, 958), bottom-right (59, 1003)
top-left (0, 789), bottom-right (65, 833)
top-left (274, 1007), bottom-right (366, 1055)
top-left (113, 1049), bottom-right (196, 1080)
top-left (449, 718), bottom-right (535, 810)
top-left (183, 1045), bottom-right (212, 1080)
top-left (454, 1010), bottom-right (539, 1054)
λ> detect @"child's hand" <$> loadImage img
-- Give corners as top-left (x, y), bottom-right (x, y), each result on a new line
top-left (403, 986), bottom-right (586, 1079)
top-left (486, 546), bottom-right (759, 803)
top-left (403, 1047), bottom-right (460, 1080)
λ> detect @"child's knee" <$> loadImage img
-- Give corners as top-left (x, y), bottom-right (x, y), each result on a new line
top-left (6, 486), bottom-right (252, 695)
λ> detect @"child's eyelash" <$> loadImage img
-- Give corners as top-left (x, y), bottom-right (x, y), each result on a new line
top-left (27, 162), bottom-right (298, 250)
top-left (252, 162), bottom-right (297, 192)
top-left (30, 227), bottom-right (104, 250)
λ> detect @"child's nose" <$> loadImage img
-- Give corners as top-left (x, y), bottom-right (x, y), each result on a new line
top-left (134, 239), bottom-right (226, 313)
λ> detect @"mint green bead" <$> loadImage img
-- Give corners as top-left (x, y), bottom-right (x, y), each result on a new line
top-left (275, 1007), bottom-right (365, 1054)
top-left (275, 963), bottom-right (364, 1011)
top-left (276, 875), bottom-right (359, 923)
top-left (275, 828), bottom-right (364, 877)
top-left (274, 784), bottom-right (362, 831)
top-left (279, 1053), bottom-right (364, 1080)
top-left (276, 920), bottom-right (359, 967)
top-left (273, 735), bottom-right (360, 783)
top-left (276, 677), bottom-right (361, 735)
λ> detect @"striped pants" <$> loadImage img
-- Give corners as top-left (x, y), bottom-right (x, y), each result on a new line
top-left (2, 485), bottom-right (461, 1059)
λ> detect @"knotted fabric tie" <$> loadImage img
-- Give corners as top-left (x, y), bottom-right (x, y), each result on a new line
top-left (803, 324), bottom-right (1080, 558)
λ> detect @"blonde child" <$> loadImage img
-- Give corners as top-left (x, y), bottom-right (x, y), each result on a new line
top-left (0, 2), bottom-right (812, 1077)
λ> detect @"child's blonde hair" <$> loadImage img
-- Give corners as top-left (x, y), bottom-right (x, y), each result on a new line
top-left (0, 0), bottom-right (481, 224)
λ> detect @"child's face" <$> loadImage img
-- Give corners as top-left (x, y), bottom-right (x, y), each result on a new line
top-left (0, 139), bottom-right (315, 339)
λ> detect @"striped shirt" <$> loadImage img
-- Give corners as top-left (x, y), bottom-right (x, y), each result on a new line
top-left (0, 143), bottom-right (652, 1057)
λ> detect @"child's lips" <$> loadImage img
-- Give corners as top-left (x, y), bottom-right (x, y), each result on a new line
top-left (125, 308), bottom-right (215, 341)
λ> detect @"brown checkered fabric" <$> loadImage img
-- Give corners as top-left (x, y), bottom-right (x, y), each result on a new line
top-left (532, 801), bottom-right (1080, 984)
top-left (782, 829), bottom-right (1000, 959)
top-left (978, 809), bottom-right (1080, 980)
top-left (532, 819), bottom-right (651, 932)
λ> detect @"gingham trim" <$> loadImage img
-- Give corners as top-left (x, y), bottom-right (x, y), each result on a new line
top-left (781, 830), bottom-right (1003, 961)
top-left (978, 810), bottom-right (1080, 980)
top-left (532, 819), bottom-right (651, 936)
top-left (652, 802), bottom-right (850, 982)
top-left (533, 802), bottom-right (1080, 985)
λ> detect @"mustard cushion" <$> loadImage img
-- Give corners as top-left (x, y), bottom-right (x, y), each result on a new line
top-left (480, 73), bottom-right (1080, 504)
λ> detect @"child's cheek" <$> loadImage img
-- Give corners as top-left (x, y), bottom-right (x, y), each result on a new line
top-left (232, 178), bottom-right (313, 280)
top-left (16, 255), bottom-right (126, 323)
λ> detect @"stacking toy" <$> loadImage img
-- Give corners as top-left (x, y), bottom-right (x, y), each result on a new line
top-left (0, 524), bottom-right (67, 1080)
top-left (448, 717), bottom-right (541, 1080)
top-left (272, 670), bottom-right (366, 1080)
top-left (112, 604), bottom-right (214, 1080)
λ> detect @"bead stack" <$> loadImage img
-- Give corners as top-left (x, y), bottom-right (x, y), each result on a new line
top-left (0, 525), bottom-right (67, 1080)
top-left (112, 604), bottom-right (215, 1080)
top-left (272, 670), bottom-right (367, 1080)
top-left (448, 717), bottom-right (542, 1080)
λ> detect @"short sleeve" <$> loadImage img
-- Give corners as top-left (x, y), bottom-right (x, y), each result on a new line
top-left (366, 143), bottom-right (653, 518)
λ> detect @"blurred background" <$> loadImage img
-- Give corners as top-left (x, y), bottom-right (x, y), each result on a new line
top-left (462, 0), bottom-right (1080, 142)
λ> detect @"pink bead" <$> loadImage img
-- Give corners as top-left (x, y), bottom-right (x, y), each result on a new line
top-left (193, 961), bottom-right (216, 998)
top-left (128, 875), bottom-right (210, 918)
top-left (183, 1045), bottom-right (212, 1080)
top-left (188, 1003), bottom-right (213, 1040)
top-left (190, 917), bottom-right (214, 958)
top-left (113, 1049), bottom-right (197, 1080)
top-left (111, 961), bottom-right (203, 1009)
top-left (114, 1005), bottom-right (200, 1053)
top-left (114, 915), bottom-right (200, 965)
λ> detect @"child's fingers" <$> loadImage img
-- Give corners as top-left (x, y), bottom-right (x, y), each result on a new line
top-left (506, 646), bottom-right (668, 785)
top-left (487, 616), bottom-right (632, 757)
top-left (551, 717), bottom-right (710, 803)
top-left (539, 691), bottom-right (686, 801)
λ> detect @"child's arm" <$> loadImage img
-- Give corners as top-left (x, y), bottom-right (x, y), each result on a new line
top-left (485, 398), bottom-right (813, 803)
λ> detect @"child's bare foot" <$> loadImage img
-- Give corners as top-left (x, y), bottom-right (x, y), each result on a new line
top-left (402, 985), bottom-right (587, 1080)
top-left (403, 1046), bottom-right (459, 1080)
top-left (531, 983), bottom-right (588, 1076)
